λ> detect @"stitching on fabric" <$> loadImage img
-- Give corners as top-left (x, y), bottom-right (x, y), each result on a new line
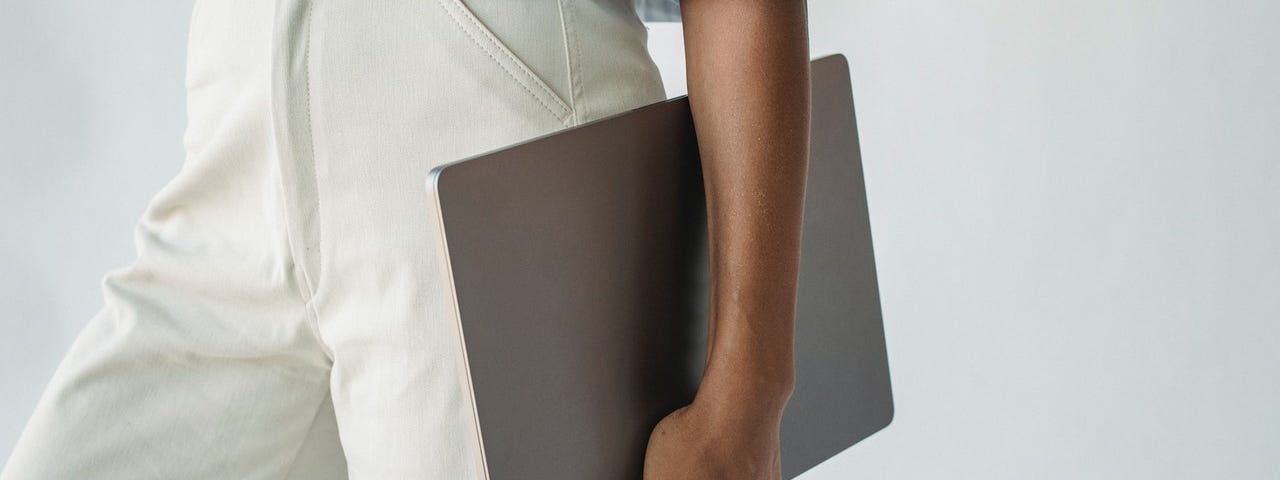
top-left (300, 2), bottom-right (333, 360)
top-left (555, 0), bottom-right (578, 125)
top-left (450, 0), bottom-right (569, 113)
top-left (568, 0), bottom-right (587, 123)
top-left (441, 5), bottom-right (565, 119)
top-left (436, 0), bottom-right (571, 124)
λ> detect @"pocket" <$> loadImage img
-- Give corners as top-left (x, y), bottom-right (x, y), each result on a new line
top-left (435, 0), bottom-right (574, 125)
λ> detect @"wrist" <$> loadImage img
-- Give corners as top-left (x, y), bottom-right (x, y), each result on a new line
top-left (695, 306), bottom-right (798, 425)
top-left (693, 359), bottom-right (795, 424)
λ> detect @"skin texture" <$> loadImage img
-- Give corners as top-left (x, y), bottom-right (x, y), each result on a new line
top-left (643, 0), bottom-right (811, 478)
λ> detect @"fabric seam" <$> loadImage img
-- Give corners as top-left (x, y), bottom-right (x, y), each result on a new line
top-left (555, 0), bottom-right (579, 125)
top-left (298, 1), bottom-right (332, 360)
top-left (438, 0), bottom-right (572, 126)
top-left (567, 0), bottom-right (587, 123)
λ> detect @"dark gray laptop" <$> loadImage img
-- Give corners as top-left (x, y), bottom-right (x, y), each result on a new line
top-left (426, 54), bottom-right (892, 479)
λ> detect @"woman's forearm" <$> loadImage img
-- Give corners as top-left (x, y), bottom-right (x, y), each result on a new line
top-left (680, 0), bottom-right (811, 420)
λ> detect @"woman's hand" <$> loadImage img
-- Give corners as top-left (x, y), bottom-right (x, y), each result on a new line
top-left (644, 361), bottom-right (793, 479)
top-left (643, 398), bottom-right (785, 480)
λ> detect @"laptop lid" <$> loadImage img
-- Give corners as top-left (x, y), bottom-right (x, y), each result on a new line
top-left (427, 54), bottom-right (892, 479)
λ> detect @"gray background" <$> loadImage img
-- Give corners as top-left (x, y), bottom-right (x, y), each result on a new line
top-left (3, 1), bottom-right (1278, 477)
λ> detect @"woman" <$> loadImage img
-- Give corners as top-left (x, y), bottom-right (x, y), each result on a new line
top-left (2, 0), bottom-right (809, 478)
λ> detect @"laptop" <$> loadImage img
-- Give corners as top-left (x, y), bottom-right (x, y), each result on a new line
top-left (426, 54), bottom-right (892, 479)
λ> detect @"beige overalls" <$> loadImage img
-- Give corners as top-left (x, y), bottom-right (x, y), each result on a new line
top-left (2, 0), bottom-right (665, 477)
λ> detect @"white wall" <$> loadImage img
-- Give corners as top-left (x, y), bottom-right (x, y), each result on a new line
top-left (0, 0), bottom-right (195, 463)
top-left (3, 2), bottom-right (1278, 477)
top-left (792, 1), bottom-right (1280, 477)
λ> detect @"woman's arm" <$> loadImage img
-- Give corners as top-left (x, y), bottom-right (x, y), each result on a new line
top-left (643, 0), bottom-right (810, 478)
